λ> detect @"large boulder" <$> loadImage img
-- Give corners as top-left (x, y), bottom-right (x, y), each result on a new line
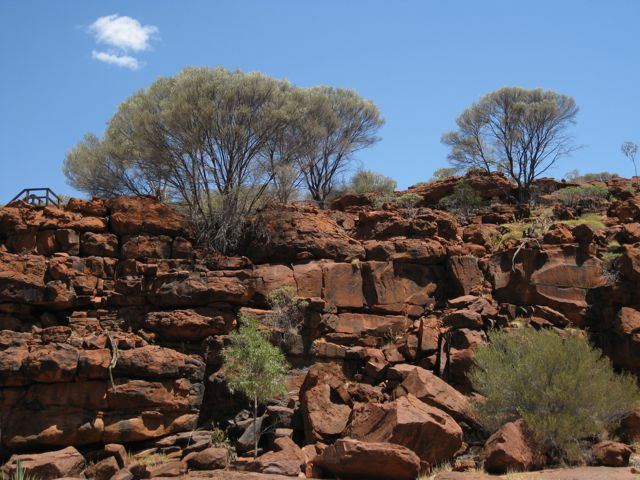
top-left (483, 420), bottom-right (545, 474)
top-left (107, 197), bottom-right (188, 237)
top-left (299, 363), bottom-right (351, 443)
top-left (1, 446), bottom-right (85, 480)
top-left (393, 366), bottom-right (475, 424)
top-left (314, 438), bottom-right (421, 480)
top-left (591, 441), bottom-right (633, 467)
top-left (406, 171), bottom-right (513, 205)
top-left (346, 394), bottom-right (463, 466)
top-left (245, 204), bottom-right (364, 263)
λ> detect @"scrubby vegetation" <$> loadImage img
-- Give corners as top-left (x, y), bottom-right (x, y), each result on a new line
top-left (223, 313), bottom-right (288, 457)
top-left (346, 169), bottom-right (397, 194)
top-left (266, 286), bottom-right (308, 350)
top-left (549, 184), bottom-right (609, 210)
top-left (470, 328), bottom-right (639, 462)
top-left (438, 179), bottom-right (483, 215)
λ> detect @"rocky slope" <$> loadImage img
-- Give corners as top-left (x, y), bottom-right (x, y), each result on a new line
top-left (2, 172), bottom-right (640, 479)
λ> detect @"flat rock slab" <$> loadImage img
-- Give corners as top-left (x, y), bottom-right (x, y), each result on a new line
top-left (179, 471), bottom-right (309, 479)
top-left (436, 467), bottom-right (638, 480)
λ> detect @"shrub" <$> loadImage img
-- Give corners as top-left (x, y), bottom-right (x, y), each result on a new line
top-left (347, 169), bottom-right (397, 194)
top-left (395, 192), bottom-right (422, 209)
top-left (223, 313), bottom-right (288, 457)
top-left (550, 184), bottom-right (609, 210)
top-left (266, 286), bottom-right (308, 349)
top-left (438, 179), bottom-right (483, 215)
top-left (469, 328), bottom-right (639, 461)
top-left (431, 167), bottom-right (458, 181)
top-left (559, 213), bottom-right (606, 231)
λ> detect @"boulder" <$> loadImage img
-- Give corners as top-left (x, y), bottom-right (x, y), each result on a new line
top-left (483, 420), bottom-right (545, 474)
top-left (591, 441), bottom-right (632, 467)
top-left (447, 256), bottom-right (485, 296)
top-left (314, 438), bottom-right (421, 480)
top-left (246, 437), bottom-right (306, 477)
top-left (1, 446), bottom-right (85, 480)
top-left (393, 366), bottom-right (475, 423)
top-left (184, 447), bottom-right (229, 470)
top-left (84, 456), bottom-right (119, 480)
top-left (244, 204), bottom-right (364, 263)
top-left (81, 232), bottom-right (118, 257)
top-left (299, 363), bottom-right (351, 443)
top-left (346, 394), bottom-right (463, 466)
top-left (143, 308), bottom-right (234, 340)
top-left (107, 197), bottom-right (188, 237)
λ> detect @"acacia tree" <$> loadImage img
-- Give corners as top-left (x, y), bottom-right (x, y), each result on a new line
top-left (296, 87), bottom-right (384, 205)
top-left (621, 141), bottom-right (638, 179)
top-left (442, 87), bottom-right (579, 202)
top-left (223, 314), bottom-right (288, 458)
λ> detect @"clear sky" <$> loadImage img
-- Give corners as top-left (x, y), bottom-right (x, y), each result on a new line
top-left (1, 0), bottom-right (639, 201)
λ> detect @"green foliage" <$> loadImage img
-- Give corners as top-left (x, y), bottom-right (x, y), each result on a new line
top-left (565, 170), bottom-right (619, 182)
top-left (223, 313), bottom-right (288, 404)
top-left (442, 87), bottom-right (578, 202)
top-left (395, 192), bottom-right (422, 209)
top-left (470, 328), bottom-right (639, 461)
top-left (266, 286), bottom-right (308, 350)
top-left (64, 67), bottom-right (383, 250)
top-left (347, 169), bottom-right (397, 194)
top-left (559, 212), bottom-right (606, 230)
top-left (550, 185), bottom-right (609, 210)
top-left (438, 179), bottom-right (483, 215)
top-left (1, 462), bottom-right (40, 480)
top-left (431, 167), bottom-right (458, 181)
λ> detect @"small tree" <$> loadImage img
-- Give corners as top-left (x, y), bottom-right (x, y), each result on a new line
top-left (267, 286), bottom-right (308, 350)
top-left (621, 141), bottom-right (638, 179)
top-left (469, 328), bottom-right (639, 461)
top-left (347, 169), bottom-right (397, 194)
top-left (296, 87), bottom-right (384, 205)
top-left (442, 87), bottom-right (579, 202)
top-left (223, 314), bottom-right (288, 457)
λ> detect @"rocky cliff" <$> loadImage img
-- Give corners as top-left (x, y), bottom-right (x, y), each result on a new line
top-left (2, 172), bottom-right (640, 479)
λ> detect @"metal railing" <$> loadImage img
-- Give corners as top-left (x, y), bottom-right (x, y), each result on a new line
top-left (7, 188), bottom-right (61, 207)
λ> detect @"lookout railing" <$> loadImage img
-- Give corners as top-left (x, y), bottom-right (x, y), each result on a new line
top-left (7, 188), bottom-right (61, 208)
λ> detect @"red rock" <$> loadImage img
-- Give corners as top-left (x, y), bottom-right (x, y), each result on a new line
top-left (356, 209), bottom-right (458, 240)
top-left (148, 271), bottom-right (252, 307)
top-left (253, 264), bottom-right (296, 302)
top-left (442, 309), bottom-right (483, 330)
top-left (121, 235), bottom-right (172, 260)
top-left (81, 232), bottom-right (119, 257)
top-left (115, 345), bottom-right (205, 381)
top-left (321, 262), bottom-right (365, 308)
top-left (463, 224), bottom-right (499, 247)
top-left (102, 412), bottom-right (198, 444)
top-left (246, 437), bottom-right (306, 476)
top-left (407, 172), bottom-right (513, 205)
top-left (608, 196), bottom-right (640, 222)
top-left (543, 223), bottom-right (573, 244)
top-left (184, 447), bottom-right (229, 470)
top-left (323, 312), bottom-right (410, 337)
top-left (104, 443), bottom-right (128, 468)
top-left (393, 366), bottom-right (474, 423)
top-left (245, 204), bottom-right (364, 263)
top-left (66, 198), bottom-right (108, 217)
top-left (84, 456), bottom-right (119, 480)
top-left (292, 262), bottom-right (323, 297)
top-left (314, 438), bottom-right (421, 480)
top-left (619, 408), bottom-right (640, 442)
top-left (448, 256), bottom-right (484, 296)
top-left (363, 261), bottom-right (440, 314)
top-left (483, 419), bottom-right (545, 474)
top-left (107, 197), bottom-right (188, 237)
top-left (364, 238), bottom-right (447, 264)
top-left (143, 308), bottom-right (234, 340)
top-left (299, 363), bottom-right (351, 443)
top-left (591, 441), bottom-right (632, 467)
top-left (1, 446), bottom-right (85, 480)
top-left (346, 394), bottom-right (463, 466)
top-left (171, 237), bottom-right (193, 259)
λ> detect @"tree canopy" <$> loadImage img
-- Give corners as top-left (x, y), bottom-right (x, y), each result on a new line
top-left (442, 87), bottom-right (579, 201)
top-left (63, 66), bottom-right (383, 251)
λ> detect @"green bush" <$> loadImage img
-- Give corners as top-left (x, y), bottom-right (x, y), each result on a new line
top-left (438, 179), bottom-right (483, 215)
top-left (550, 184), bottom-right (609, 210)
top-left (266, 286), bottom-right (308, 349)
top-left (469, 328), bottom-right (639, 461)
top-left (347, 169), bottom-right (397, 194)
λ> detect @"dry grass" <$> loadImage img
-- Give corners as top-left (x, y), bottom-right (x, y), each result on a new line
top-left (559, 212), bottom-right (606, 230)
top-left (126, 451), bottom-right (170, 466)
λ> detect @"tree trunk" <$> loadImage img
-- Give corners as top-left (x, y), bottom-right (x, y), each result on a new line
top-left (253, 391), bottom-right (258, 458)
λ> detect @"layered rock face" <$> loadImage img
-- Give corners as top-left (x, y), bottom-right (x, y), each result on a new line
top-left (2, 173), bottom-right (640, 478)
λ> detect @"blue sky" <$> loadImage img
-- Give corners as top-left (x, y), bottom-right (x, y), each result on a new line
top-left (1, 1), bottom-right (639, 201)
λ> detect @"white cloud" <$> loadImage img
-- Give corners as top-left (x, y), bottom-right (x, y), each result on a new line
top-left (89, 14), bottom-right (158, 52)
top-left (87, 14), bottom-right (158, 70)
top-left (91, 50), bottom-right (140, 70)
